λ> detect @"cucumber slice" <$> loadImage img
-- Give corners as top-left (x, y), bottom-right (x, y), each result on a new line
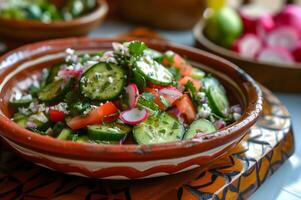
top-left (144, 48), bottom-right (162, 59)
top-left (202, 76), bottom-right (221, 92)
top-left (75, 135), bottom-right (90, 143)
top-left (184, 119), bottom-right (216, 139)
top-left (46, 62), bottom-right (63, 84)
top-left (132, 67), bottom-right (146, 91)
top-left (133, 112), bottom-right (184, 145)
top-left (57, 129), bottom-right (73, 140)
top-left (191, 68), bottom-right (205, 80)
top-left (80, 62), bottom-right (125, 101)
top-left (135, 56), bottom-right (174, 86)
top-left (9, 98), bottom-right (32, 108)
top-left (87, 123), bottom-right (131, 141)
top-left (208, 86), bottom-right (229, 117)
top-left (15, 118), bottom-right (28, 128)
top-left (38, 78), bottom-right (73, 103)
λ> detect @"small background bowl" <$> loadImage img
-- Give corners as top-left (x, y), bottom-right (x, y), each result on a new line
top-left (194, 20), bottom-right (301, 92)
top-left (0, 38), bottom-right (262, 179)
top-left (0, 0), bottom-right (108, 47)
top-left (113, 0), bottom-right (206, 30)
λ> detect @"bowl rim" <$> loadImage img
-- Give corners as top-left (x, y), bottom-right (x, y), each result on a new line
top-left (0, 37), bottom-right (263, 162)
top-left (193, 21), bottom-right (301, 69)
top-left (0, 0), bottom-right (108, 28)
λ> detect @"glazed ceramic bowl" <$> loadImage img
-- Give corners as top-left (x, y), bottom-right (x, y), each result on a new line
top-left (194, 21), bottom-right (301, 92)
top-left (0, 38), bottom-right (262, 179)
top-left (0, 0), bottom-right (108, 43)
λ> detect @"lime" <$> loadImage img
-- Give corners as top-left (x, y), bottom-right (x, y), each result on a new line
top-left (204, 7), bottom-right (243, 48)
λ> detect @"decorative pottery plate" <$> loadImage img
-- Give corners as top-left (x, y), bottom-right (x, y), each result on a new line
top-left (0, 38), bottom-right (262, 179)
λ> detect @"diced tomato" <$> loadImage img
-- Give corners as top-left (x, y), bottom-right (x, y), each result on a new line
top-left (103, 113), bottom-right (120, 123)
top-left (179, 76), bottom-right (202, 91)
top-left (147, 82), bottom-right (164, 89)
top-left (67, 102), bottom-right (118, 130)
top-left (174, 94), bottom-right (196, 124)
top-left (144, 88), bottom-right (168, 110)
top-left (162, 53), bottom-right (193, 76)
top-left (49, 109), bottom-right (65, 122)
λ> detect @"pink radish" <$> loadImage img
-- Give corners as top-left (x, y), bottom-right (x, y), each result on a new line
top-left (257, 46), bottom-right (295, 64)
top-left (292, 41), bottom-right (301, 63)
top-left (239, 5), bottom-right (273, 34)
top-left (256, 14), bottom-right (275, 39)
top-left (232, 34), bottom-right (262, 59)
top-left (120, 108), bottom-right (149, 125)
top-left (266, 26), bottom-right (299, 50)
top-left (125, 83), bottom-right (139, 109)
top-left (158, 87), bottom-right (183, 105)
top-left (274, 5), bottom-right (301, 37)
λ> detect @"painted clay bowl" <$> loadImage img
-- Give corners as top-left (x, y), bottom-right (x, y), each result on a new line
top-left (0, 38), bottom-right (263, 179)
top-left (194, 21), bottom-right (301, 92)
top-left (0, 0), bottom-right (108, 43)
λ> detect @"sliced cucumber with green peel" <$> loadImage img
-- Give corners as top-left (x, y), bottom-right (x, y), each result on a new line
top-left (46, 62), bottom-right (63, 84)
top-left (133, 112), bottom-right (184, 145)
top-left (80, 62), bottom-right (125, 101)
top-left (57, 129), bottom-right (73, 140)
top-left (9, 98), bottom-right (32, 108)
top-left (38, 78), bottom-right (73, 103)
top-left (75, 135), bottom-right (90, 143)
top-left (132, 67), bottom-right (146, 91)
top-left (87, 123), bottom-right (131, 141)
top-left (208, 86), bottom-right (229, 117)
top-left (184, 119), bottom-right (216, 139)
top-left (202, 76), bottom-right (229, 117)
top-left (202, 76), bottom-right (220, 92)
top-left (135, 56), bottom-right (173, 86)
top-left (191, 68), bottom-right (205, 80)
top-left (144, 48), bottom-right (162, 59)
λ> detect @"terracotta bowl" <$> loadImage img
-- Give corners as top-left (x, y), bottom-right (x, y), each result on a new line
top-left (0, 0), bottom-right (108, 43)
top-left (116, 0), bottom-right (207, 30)
top-left (0, 38), bottom-right (262, 179)
top-left (194, 21), bottom-right (301, 92)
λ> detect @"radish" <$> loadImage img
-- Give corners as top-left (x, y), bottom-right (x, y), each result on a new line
top-left (257, 46), bottom-right (295, 64)
top-left (292, 41), bottom-right (301, 63)
top-left (158, 87), bottom-right (183, 105)
top-left (239, 5), bottom-right (273, 34)
top-left (266, 26), bottom-right (299, 50)
top-left (256, 14), bottom-right (275, 39)
top-left (125, 83), bottom-right (139, 109)
top-left (274, 5), bottom-right (301, 37)
top-left (120, 108), bottom-right (149, 125)
top-left (232, 34), bottom-right (262, 59)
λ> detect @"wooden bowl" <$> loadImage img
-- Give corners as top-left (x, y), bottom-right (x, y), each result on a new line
top-left (0, 0), bottom-right (108, 43)
top-left (116, 0), bottom-right (207, 30)
top-left (0, 38), bottom-right (262, 179)
top-left (194, 21), bottom-right (301, 92)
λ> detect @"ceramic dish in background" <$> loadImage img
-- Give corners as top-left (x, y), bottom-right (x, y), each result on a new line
top-left (115, 0), bottom-right (206, 30)
top-left (193, 20), bottom-right (301, 92)
top-left (0, 0), bottom-right (108, 44)
top-left (0, 38), bottom-right (262, 179)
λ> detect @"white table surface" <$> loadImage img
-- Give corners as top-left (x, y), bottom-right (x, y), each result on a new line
top-left (90, 20), bottom-right (301, 200)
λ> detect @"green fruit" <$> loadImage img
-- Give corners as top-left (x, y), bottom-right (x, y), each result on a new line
top-left (204, 7), bottom-right (243, 48)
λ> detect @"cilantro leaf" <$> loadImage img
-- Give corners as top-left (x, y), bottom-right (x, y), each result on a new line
top-left (128, 41), bottom-right (147, 57)
top-left (185, 80), bottom-right (201, 106)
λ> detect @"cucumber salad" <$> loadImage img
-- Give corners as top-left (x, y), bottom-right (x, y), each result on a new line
top-left (9, 41), bottom-right (242, 145)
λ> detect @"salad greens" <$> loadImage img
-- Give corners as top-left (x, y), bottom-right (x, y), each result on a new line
top-left (9, 40), bottom-right (242, 145)
top-left (0, 0), bottom-right (96, 22)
